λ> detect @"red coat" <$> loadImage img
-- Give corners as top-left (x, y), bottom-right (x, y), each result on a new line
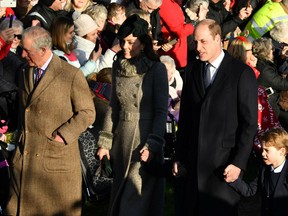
top-left (0, 8), bottom-right (15, 60)
top-left (0, 37), bottom-right (11, 60)
top-left (159, 0), bottom-right (194, 68)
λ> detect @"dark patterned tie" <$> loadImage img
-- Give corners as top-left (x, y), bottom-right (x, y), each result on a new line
top-left (35, 68), bottom-right (43, 84)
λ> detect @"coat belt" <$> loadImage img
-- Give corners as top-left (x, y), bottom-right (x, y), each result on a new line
top-left (119, 111), bottom-right (153, 121)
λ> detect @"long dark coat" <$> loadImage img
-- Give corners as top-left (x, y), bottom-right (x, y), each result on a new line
top-left (98, 55), bottom-right (168, 216)
top-left (5, 55), bottom-right (95, 216)
top-left (176, 52), bottom-right (258, 215)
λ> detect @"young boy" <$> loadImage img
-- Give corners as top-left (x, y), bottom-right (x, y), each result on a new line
top-left (100, 3), bottom-right (126, 53)
top-left (226, 128), bottom-right (288, 216)
top-left (107, 3), bottom-right (126, 33)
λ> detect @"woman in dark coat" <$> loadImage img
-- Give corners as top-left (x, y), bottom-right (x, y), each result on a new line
top-left (97, 15), bottom-right (168, 216)
top-left (254, 37), bottom-right (288, 125)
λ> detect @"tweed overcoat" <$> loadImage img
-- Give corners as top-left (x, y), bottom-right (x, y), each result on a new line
top-left (98, 55), bottom-right (168, 216)
top-left (5, 55), bottom-right (95, 216)
top-left (176, 52), bottom-right (258, 215)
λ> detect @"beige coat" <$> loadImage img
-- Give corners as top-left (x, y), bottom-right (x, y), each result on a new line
top-left (6, 55), bottom-right (95, 216)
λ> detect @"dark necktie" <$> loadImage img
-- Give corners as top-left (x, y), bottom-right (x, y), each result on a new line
top-left (204, 63), bottom-right (212, 88)
top-left (35, 68), bottom-right (43, 84)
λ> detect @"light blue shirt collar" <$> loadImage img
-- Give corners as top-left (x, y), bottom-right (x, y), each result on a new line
top-left (209, 50), bottom-right (225, 70)
top-left (40, 53), bottom-right (53, 71)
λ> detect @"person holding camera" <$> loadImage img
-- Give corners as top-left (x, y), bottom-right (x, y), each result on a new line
top-left (72, 12), bottom-right (120, 76)
top-left (253, 37), bottom-right (288, 124)
top-left (267, 21), bottom-right (288, 131)
top-left (270, 21), bottom-right (288, 77)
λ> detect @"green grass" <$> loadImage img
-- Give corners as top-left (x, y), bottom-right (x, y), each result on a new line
top-left (82, 199), bottom-right (109, 216)
top-left (82, 175), bottom-right (175, 216)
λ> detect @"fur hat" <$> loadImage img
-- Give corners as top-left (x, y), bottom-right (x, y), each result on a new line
top-left (117, 14), bottom-right (148, 40)
top-left (73, 12), bottom-right (98, 37)
top-left (39, 0), bottom-right (55, 7)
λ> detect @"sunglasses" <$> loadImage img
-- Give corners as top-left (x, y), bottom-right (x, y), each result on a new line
top-left (14, 34), bottom-right (22, 40)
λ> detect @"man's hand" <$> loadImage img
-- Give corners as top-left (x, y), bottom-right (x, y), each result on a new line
top-left (223, 164), bottom-right (241, 183)
top-left (0, 28), bottom-right (14, 44)
top-left (161, 43), bottom-right (173, 52)
top-left (54, 134), bottom-right (64, 143)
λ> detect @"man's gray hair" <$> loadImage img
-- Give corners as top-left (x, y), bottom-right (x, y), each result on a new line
top-left (144, 0), bottom-right (162, 8)
top-left (23, 26), bottom-right (52, 50)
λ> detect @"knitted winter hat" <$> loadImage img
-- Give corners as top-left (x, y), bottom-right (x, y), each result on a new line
top-left (39, 0), bottom-right (55, 7)
top-left (73, 12), bottom-right (98, 37)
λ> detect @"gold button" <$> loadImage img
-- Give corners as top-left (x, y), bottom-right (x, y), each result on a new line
top-left (36, 154), bottom-right (40, 157)
top-left (26, 109), bottom-right (30, 112)
top-left (24, 151), bottom-right (28, 155)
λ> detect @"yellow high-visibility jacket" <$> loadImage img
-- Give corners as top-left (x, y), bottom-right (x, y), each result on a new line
top-left (245, 0), bottom-right (288, 41)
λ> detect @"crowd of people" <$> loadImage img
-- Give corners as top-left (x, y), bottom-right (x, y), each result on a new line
top-left (0, 0), bottom-right (288, 215)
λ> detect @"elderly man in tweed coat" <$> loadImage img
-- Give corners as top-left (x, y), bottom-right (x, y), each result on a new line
top-left (5, 26), bottom-right (95, 216)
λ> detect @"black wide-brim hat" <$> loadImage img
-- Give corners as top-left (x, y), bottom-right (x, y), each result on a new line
top-left (39, 0), bottom-right (55, 7)
top-left (117, 14), bottom-right (149, 40)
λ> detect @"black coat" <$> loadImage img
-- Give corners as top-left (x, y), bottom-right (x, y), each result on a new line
top-left (0, 52), bottom-right (27, 130)
top-left (257, 58), bottom-right (288, 116)
top-left (22, 2), bottom-right (67, 30)
top-left (230, 160), bottom-right (288, 216)
top-left (175, 52), bottom-right (258, 215)
top-left (207, 0), bottom-right (243, 38)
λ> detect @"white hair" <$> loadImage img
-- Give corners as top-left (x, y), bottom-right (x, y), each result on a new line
top-left (160, 55), bottom-right (176, 75)
top-left (270, 21), bottom-right (288, 43)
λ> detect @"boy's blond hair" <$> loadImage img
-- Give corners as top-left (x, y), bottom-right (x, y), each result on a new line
top-left (261, 128), bottom-right (288, 153)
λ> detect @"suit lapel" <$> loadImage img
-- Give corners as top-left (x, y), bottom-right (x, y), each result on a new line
top-left (273, 160), bottom-right (288, 197)
top-left (192, 60), bottom-right (206, 98)
top-left (24, 67), bottom-right (35, 94)
top-left (205, 53), bottom-right (230, 97)
top-left (263, 166), bottom-right (270, 197)
top-left (28, 56), bottom-right (62, 106)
